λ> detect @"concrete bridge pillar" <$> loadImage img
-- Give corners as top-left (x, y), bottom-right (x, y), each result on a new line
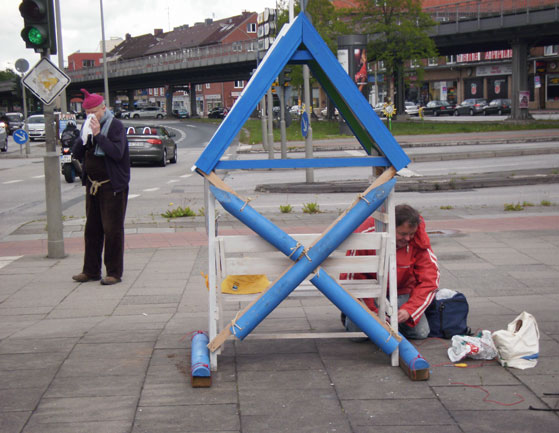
top-left (511, 40), bottom-right (533, 120)
top-left (166, 85), bottom-right (174, 118)
top-left (127, 89), bottom-right (135, 110)
top-left (190, 85), bottom-right (197, 117)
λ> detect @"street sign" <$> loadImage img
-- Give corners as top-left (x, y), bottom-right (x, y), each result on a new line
top-left (301, 111), bottom-right (309, 138)
top-left (13, 129), bottom-right (29, 145)
top-left (22, 57), bottom-right (70, 105)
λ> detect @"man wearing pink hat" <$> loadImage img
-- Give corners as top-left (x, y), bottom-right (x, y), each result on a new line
top-left (71, 89), bottom-right (130, 285)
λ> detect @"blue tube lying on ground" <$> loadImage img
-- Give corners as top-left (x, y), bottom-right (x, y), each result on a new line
top-left (191, 332), bottom-right (211, 378)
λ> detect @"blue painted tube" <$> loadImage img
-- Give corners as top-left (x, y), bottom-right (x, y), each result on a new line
top-left (311, 271), bottom-right (399, 354)
top-left (191, 332), bottom-right (211, 377)
top-left (213, 179), bottom-right (395, 340)
top-left (398, 336), bottom-right (430, 371)
top-left (210, 185), bottom-right (304, 259)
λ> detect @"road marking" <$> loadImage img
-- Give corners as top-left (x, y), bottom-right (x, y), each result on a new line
top-left (0, 256), bottom-right (22, 270)
top-left (3, 180), bottom-right (23, 184)
top-left (128, 194), bottom-right (141, 199)
top-left (180, 174), bottom-right (192, 178)
top-left (32, 175), bottom-right (45, 179)
top-left (167, 179), bottom-right (179, 184)
top-left (143, 187), bottom-right (160, 192)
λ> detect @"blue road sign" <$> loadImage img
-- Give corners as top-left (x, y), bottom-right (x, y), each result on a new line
top-left (13, 129), bottom-right (29, 145)
top-left (301, 111), bottom-right (309, 138)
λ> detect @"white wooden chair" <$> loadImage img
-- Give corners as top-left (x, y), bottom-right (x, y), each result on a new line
top-left (204, 180), bottom-right (399, 371)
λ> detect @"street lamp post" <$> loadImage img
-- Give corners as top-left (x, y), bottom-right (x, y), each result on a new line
top-left (100, 0), bottom-right (110, 106)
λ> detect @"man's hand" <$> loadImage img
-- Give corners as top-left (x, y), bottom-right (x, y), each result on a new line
top-left (397, 308), bottom-right (411, 323)
top-left (90, 116), bottom-right (100, 136)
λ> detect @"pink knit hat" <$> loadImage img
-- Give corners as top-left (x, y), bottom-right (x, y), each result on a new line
top-left (81, 88), bottom-right (104, 109)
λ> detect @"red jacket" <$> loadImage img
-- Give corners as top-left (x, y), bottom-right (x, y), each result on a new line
top-left (341, 216), bottom-right (439, 327)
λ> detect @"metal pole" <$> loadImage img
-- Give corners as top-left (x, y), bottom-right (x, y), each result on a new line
top-left (278, 85), bottom-right (287, 159)
top-left (301, 0), bottom-right (314, 183)
top-left (54, 0), bottom-right (67, 113)
top-left (100, 0), bottom-right (110, 107)
top-left (266, 87), bottom-right (274, 159)
top-left (42, 51), bottom-right (65, 258)
top-left (21, 74), bottom-right (30, 156)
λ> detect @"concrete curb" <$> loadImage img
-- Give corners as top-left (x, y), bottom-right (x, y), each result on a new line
top-left (255, 168), bottom-right (559, 193)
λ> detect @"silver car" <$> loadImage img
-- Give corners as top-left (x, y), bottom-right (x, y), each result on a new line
top-left (0, 121), bottom-right (7, 152)
top-left (126, 124), bottom-right (177, 167)
top-left (26, 115), bottom-right (46, 141)
top-left (127, 106), bottom-right (166, 119)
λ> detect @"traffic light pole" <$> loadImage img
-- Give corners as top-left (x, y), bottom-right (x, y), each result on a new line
top-left (41, 51), bottom-right (65, 258)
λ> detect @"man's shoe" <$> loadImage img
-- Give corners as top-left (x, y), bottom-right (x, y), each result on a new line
top-left (100, 276), bottom-right (121, 285)
top-left (72, 273), bottom-right (101, 283)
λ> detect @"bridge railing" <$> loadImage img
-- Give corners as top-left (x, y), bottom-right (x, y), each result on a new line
top-left (67, 39), bottom-right (258, 82)
top-left (425, 0), bottom-right (558, 23)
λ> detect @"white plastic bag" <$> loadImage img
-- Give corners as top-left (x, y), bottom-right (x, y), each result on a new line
top-left (447, 330), bottom-right (498, 363)
top-left (492, 311), bottom-right (539, 369)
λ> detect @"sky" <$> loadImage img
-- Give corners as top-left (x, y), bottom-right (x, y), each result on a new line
top-left (2, 0), bottom-right (279, 73)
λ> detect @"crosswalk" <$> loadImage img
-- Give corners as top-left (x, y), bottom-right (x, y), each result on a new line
top-left (0, 256), bottom-right (22, 270)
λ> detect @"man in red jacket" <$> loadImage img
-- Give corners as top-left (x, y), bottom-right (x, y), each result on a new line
top-left (342, 204), bottom-right (439, 340)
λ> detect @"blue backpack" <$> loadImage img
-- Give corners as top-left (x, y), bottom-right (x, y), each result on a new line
top-left (425, 291), bottom-right (471, 339)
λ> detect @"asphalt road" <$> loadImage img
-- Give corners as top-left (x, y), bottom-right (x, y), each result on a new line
top-left (0, 118), bottom-right (558, 241)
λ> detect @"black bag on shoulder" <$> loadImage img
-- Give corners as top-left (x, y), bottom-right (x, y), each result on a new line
top-left (425, 291), bottom-right (471, 339)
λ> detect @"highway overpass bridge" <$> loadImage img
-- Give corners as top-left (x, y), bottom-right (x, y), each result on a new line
top-left (63, 1), bottom-right (558, 119)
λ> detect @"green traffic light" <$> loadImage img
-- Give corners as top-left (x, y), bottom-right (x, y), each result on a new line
top-left (27, 27), bottom-right (45, 45)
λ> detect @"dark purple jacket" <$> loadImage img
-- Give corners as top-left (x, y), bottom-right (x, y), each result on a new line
top-left (73, 117), bottom-right (130, 193)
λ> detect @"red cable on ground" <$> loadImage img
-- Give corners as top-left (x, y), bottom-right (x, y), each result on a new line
top-left (451, 382), bottom-right (525, 406)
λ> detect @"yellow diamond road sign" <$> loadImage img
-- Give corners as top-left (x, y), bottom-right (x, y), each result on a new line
top-left (23, 57), bottom-right (71, 106)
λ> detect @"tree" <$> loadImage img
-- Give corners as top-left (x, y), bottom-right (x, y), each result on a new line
top-left (351, 0), bottom-right (437, 116)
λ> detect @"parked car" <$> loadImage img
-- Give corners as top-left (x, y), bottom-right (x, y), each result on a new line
top-left (422, 100), bottom-right (455, 116)
top-left (0, 121), bottom-right (7, 152)
top-left (453, 98), bottom-right (487, 116)
top-left (128, 106), bottom-right (166, 119)
top-left (320, 107), bottom-right (339, 118)
top-left (172, 109), bottom-right (189, 119)
top-left (289, 105), bottom-right (302, 116)
top-left (484, 98), bottom-right (511, 115)
top-left (404, 101), bottom-right (420, 116)
top-left (5, 112), bottom-right (24, 134)
top-left (208, 106), bottom-right (227, 119)
top-left (126, 124), bottom-right (177, 167)
top-left (26, 114), bottom-right (46, 141)
top-left (373, 102), bottom-right (386, 117)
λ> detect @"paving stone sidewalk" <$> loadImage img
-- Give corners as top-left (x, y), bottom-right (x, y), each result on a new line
top-left (0, 211), bottom-right (558, 432)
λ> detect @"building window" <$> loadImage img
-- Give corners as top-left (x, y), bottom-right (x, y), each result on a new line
top-left (154, 88), bottom-right (159, 96)
top-left (196, 84), bottom-right (202, 92)
top-left (246, 41), bottom-right (256, 52)
top-left (234, 81), bottom-right (244, 89)
top-left (206, 83), bottom-right (211, 89)
top-left (410, 59), bottom-right (419, 69)
top-left (377, 60), bottom-right (385, 71)
top-left (82, 59), bottom-right (95, 68)
top-left (232, 42), bottom-right (243, 52)
top-left (247, 23), bottom-right (256, 33)
top-left (428, 57), bottom-right (438, 66)
top-left (544, 45), bottom-right (558, 56)
top-left (446, 55), bottom-right (455, 64)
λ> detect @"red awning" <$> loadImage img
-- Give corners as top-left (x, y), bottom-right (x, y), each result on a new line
top-left (70, 97), bottom-right (83, 103)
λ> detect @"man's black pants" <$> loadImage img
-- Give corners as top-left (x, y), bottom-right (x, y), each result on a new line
top-left (82, 184), bottom-right (128, 279)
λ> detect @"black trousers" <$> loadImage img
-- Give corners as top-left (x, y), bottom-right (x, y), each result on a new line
top-left (82, 183), bottom-right (128, 278)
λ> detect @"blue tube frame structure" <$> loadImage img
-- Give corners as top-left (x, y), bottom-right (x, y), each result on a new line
top-left (206, 172), bottom-right (429, 373)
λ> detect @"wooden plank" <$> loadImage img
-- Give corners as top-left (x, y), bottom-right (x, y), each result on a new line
top-left (220, 232), bottom-right (384, 254)
top-left (224, 255), bottom-right (380, 277)
top-left (399, 355), bottom-right (430, 381)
